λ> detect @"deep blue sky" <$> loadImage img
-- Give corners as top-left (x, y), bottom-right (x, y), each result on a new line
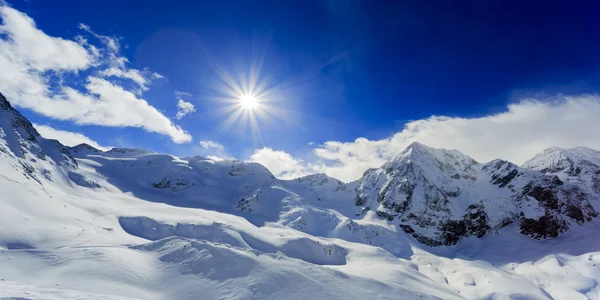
top-left (8, 0), bottom-right (600, 159)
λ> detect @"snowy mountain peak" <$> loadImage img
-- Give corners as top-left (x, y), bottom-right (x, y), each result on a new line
top-left (523, 146), bottom-right (600, 175)
top-left (69, 143), bottom-right (103, 156)
top-left (0, 92), bottom-right (12, 110)
top-left (0, 92), bottom-right (41, 143)
top-left (292, 173), bottom-right (348, 193)
top-left (383, 142), bottom-right (478, 178)
top-left (524, 146), bottom-right (600, 212)
top-left (294, 173), bottom-right (341, 184)
top-left (0, 93), bottom-right (76, 186)
top-left (355, 142), bottom-right (599, 246)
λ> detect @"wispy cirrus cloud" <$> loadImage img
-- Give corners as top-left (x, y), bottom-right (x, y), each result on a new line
top-left (199, 140), bottom-right (224, 150)
top-left (0, 5), bottom-right (191, 143)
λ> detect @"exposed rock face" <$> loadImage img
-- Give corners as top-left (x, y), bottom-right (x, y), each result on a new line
top-left (355, 142), bottom-right (598, 246)
top-left (523, 146), bottom-right (600, 212)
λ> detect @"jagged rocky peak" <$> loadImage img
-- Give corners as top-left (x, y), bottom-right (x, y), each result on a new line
top-left (0, 92), bottom-right (14, 110)
top-left (356, 143), bottom-right (482, 225)
top-left (524, 146), bottom-right (600, 212)
top-left (354, 142), bottom-right (599, 246)
top-left (0, 92), bottom-right (41, 143)
top-left (480, 159), bottom-right (522, 187)
top-left (0, 93), bottom-right (77, 179)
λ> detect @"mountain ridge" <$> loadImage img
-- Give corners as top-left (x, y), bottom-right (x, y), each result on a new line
top-left (2, 92), bottom-right (599, 246)
top-left (2, 92), bottom-right (600, 299)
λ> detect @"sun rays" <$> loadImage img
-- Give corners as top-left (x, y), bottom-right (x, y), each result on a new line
top-left (239, 94), bottom-right (258, 110)
top-left (197, 34), bottom-right (332, 146)
top-left (204, 41), bottom-right (298, 145)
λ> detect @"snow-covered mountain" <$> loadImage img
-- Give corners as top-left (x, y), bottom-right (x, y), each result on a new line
top-left (524, 146), bottom-right (600, 211)
top-left (355, 142), bottom-right (597, 246)
top-left (1, 92), bottom-right (599, 299)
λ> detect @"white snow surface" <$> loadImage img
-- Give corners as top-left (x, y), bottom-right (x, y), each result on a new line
top-left (1, 95), bottom-right (600, 299)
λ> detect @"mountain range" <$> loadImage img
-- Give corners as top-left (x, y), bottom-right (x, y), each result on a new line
top-left (1, 92), bottom-right (599, 299)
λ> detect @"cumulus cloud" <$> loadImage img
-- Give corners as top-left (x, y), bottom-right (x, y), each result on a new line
top-left (195, 140), bottom-right (232, 161)
top-left (199, 140), bottom-right (224, 150)
top-left (176, 99), bottom-right (196, 119)
top-left (33, 123), bottom-right (111, 151)
top-left (249, 147), bottom-right (315, 179)
top-left (0, 8), bottom-right (93, 71)
top-left (0, 5), bottom-right (191, 143)
top-left (175, 91), bottom-right (195, 119)
top-left (254, 95), bottom-right (600, 182)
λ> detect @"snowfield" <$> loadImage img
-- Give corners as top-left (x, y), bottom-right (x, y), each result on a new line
top-left (1, 93), bottom-right (599, 299)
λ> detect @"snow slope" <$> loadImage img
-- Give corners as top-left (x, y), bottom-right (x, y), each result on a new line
top-left (1, 92), bottom-right (599, 299)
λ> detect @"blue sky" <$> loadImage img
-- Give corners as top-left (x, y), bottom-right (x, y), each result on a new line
top-left (2, 0), bottom-right (600, 182)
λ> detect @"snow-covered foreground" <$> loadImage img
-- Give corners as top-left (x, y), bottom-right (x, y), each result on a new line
top-left (1, 94), bottom-right (599, 299)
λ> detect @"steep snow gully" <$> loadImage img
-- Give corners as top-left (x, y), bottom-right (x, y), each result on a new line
top-left (1, 92), bottom-right (599, 299)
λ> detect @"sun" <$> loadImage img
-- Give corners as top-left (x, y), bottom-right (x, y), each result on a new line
top-left (239, 94), bottom-right (258, 109)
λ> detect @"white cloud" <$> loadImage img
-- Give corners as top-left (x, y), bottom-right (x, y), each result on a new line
top-left (0, 7), bottom-right (93, 71)
top-left (176, 99), bottom-right (196, 119)
top-left (207, 155), bottom-right (226, 161)
top-left (195, 140), bottom-right (232, 161)
top-left (249, 147), bottom-right (314, 180)
top-left (199, 140), bottom-right (224, 150)
top-left (33, 123), bottom-right (110, 151)
top-left (98, 67), bottom-right (160, 92)
top-left (0, 5), bottom-right (191, 144)
top-left (255, 95), bottom-right (600, 183)
top-left (78, 23), bottom-right (120, 53)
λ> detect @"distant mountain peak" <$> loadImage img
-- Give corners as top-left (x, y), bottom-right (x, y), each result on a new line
top-left (106, 147), bottom-right (155, 156)
top-left (69, 143), bottom-right (103, 156)
top-left (523, 146), bottom-right (600, 175)
top-left (531, 146), bottom-right (600, 158)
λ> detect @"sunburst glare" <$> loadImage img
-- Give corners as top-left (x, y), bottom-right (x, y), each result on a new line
top-left (239, 94), bottom-right (258, 110)
top-left (204, 38), bottom-right (306, 146)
